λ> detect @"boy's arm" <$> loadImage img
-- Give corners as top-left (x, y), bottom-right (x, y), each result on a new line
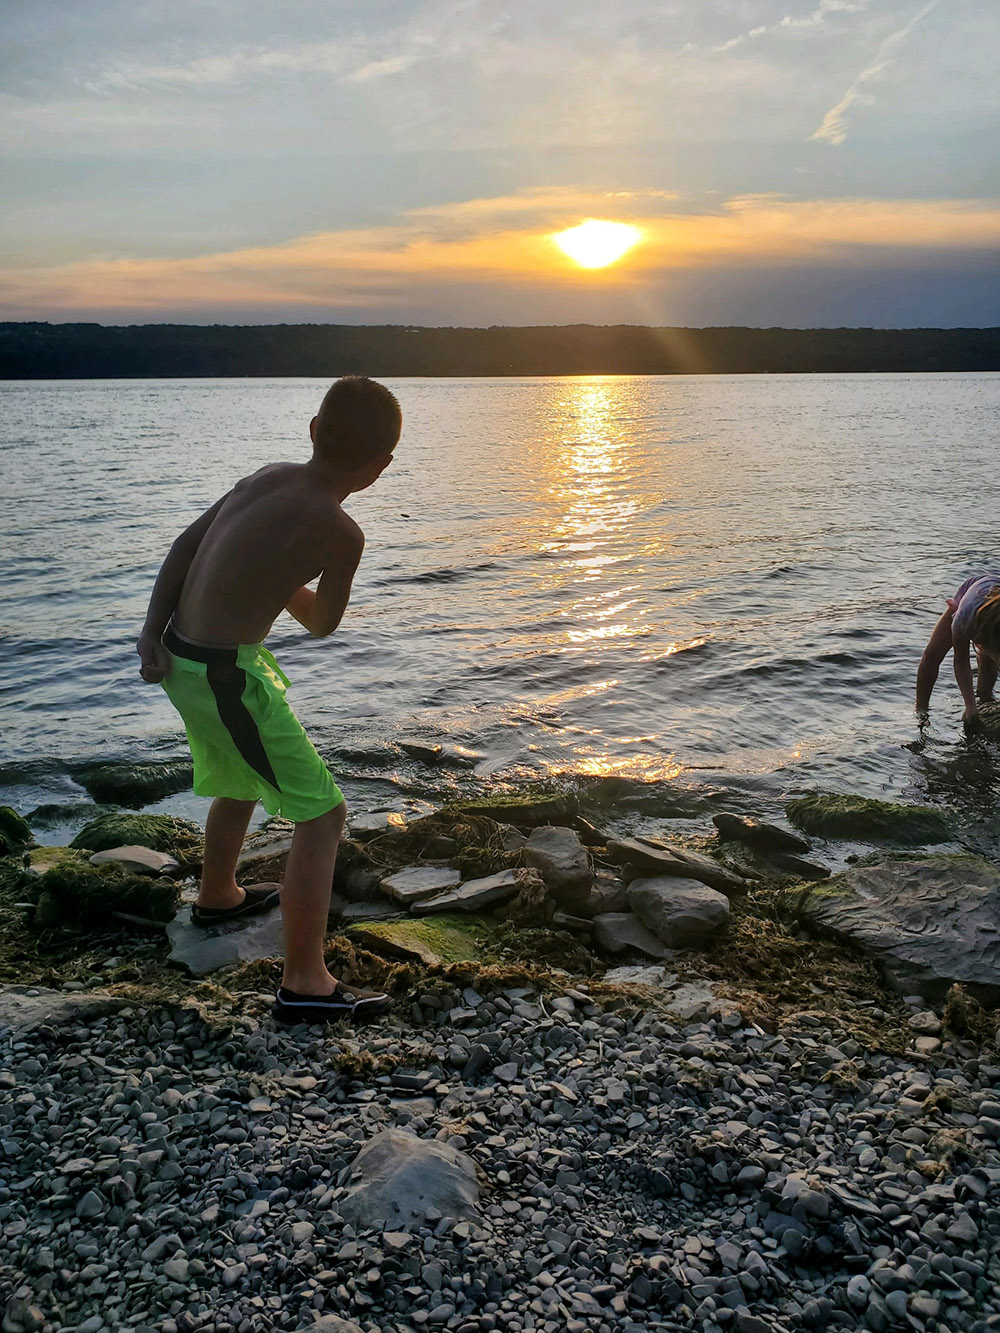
top-left (136, 494), bottom-right (229, 682)
top-left (952, 629), bottom-right (980, 726)
top-left (915, 608), bottom-right (954, 711)
top-left (286, 526), bottom-right (365, 638)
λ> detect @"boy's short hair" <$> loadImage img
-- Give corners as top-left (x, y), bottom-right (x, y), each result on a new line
top-left (972, 588), bottom-right (1000, 657)
top-left (314, 376), bottom-right (401, 469)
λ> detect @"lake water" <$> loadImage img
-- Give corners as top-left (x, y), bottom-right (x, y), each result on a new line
top-left (3, 373), bottom-right (1000, 859)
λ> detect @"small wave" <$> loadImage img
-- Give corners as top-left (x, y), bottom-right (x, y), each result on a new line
top-left (378, 561), bottom-right (500, 587)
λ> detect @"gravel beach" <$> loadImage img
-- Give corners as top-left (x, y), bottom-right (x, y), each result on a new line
top-left (2, 978), bottom-right (998, 1333)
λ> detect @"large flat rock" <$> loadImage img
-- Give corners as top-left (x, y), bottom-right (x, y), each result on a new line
top-left (607, 838), bottom-right (747, 897)
top-left (381, 866), bottom-right (461, 906)
top-left (413, 869), bottom-right (527, 915)
top-left (0, 986), bottom-right (127, 1033)
top-left (334, 1128), bottom-right (479, 1229)
top-left (790, 856), bottom-right (1000, 1003)
top-left (592, 911), bottom-right (670, 960)
top-left (523, 825), bottom-right (592, 900)
top-left (166, 909), bottom-right (285, 977)
top-left (627, 876), bottom-right (730, 947)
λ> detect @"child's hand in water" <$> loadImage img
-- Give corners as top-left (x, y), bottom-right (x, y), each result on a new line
top-left (963, 706), bottom-right (985, 737)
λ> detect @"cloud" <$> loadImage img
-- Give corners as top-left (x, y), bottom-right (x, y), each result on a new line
top-left (2, 188), bottom-right (997, 321)
top-left (710, 0), bottom-right (867, 53)
top-left (88, 39), bottom-right (353, 92)
top-left (812, 0), bottom-right (941, 145)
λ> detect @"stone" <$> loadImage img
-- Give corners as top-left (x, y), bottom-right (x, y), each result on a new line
top-left (449, 792), bottom-right (578, 827)
top-left (789, 856), bottom-right (1000, 1003)
top-left (166, 908), bottom-right (285, 976)
top-left (582, 874), bottom-right (629, 917)
top-left (89, 845), bottom-right (181, 877)
top-left (626, 876), bottom-right (730, 946)
top-left (0, 805), bottom-right (33, 857)
top-left (25, 845), bottom-right (91, 877)
top-left (381, 866), bottom-right (462, 906)
top-left (764, 853), bottom-right (831, 880)
top-left (0, 986), bottom-right (127, 1033)
top-left (413, 868), bottom-right (530, 914)
top-left (668, 981), bottom-right (731, 1021)
top-left (498, 824), bottom-right (527, 852)
top-left (335, 1129), bottom-right (479, 1228)
top-left (602, 964), bottom-right (677, 987)
top-left (592, 912), bottom-right (670, 959)
top-left (70, 812), bottom-right (203, 862)
top-left (606, 838), bottom-right (747, 897)
top-left (72, 759), bottom-right (193, 808)
top-left (348, 811), bottom-right (407, 841)
top-left (523, 825), bottom-right (592, 900)
top-left (236, 827), bottom-right (294, 876)
top-left (784, 793), bottom-right (950, 844)
top-left (299, 1319), bottom-right (365, 1333)
top-left (345, 916), bottom-right (490, 966)
top-left (712, 813), bottom-right (810, 853)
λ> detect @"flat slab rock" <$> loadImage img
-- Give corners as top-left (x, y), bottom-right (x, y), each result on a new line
top-left (627, 875), bottom-right (730, 946)
top-left (412, 868), bottom-right (529, 915)
top-left (0, 986), bottom-right (127, 1033)
top-left (790, 856), bottom-right (1000, 1003)
top-left (592, 911), bottom-right (670, 960)
top-left (608, 837), bottom-right (747, 897)
top-left (335, 1128), bottom-right (479, 1228)
top-left (166, 909), bottom-right (284, 977)
top-left (89, 844), bottom-right (180, 876)
top-left (381, 865), bottom-right (461, 905)
top-left (712, 813), bottom-right (810, 854)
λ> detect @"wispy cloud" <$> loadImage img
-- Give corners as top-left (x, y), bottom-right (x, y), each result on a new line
top-left (709, 1), bottom-right (867, 53)
top-left (88, 39), bottom-right (354, 93)
top-left (812, 0), bottom-right (940, 145)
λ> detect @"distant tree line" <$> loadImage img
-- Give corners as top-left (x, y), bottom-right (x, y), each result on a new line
top-left (1, 321), bottom-right (998, 378)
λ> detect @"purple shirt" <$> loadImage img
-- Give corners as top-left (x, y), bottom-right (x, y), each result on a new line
top-left (949, 574), bottom-right (1000, 642)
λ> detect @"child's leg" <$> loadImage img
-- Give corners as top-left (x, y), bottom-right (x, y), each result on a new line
top-left (976, 648), bottom-right (998, 702)
top-left (198, 796), bottom-right (258, 909)
top-left (280, 802), bottom-right (347, 994)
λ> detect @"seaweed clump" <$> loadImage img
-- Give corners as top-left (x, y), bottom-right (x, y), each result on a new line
top-left (71, 812), bottom-right (204, 864)
top-left (785, 793), bottom-right (951, 845)
top-left (0, 806), bottom-right (33, 858)
top-left (31, 863), bottom-right (181, 931)
top-left (73, 759), bottom-right (193, 808)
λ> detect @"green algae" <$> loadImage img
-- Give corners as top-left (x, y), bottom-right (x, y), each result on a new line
top-left (73, 759), bottom-right (193, 808)
top-left (0, 806), bottom-right (33, 858)
top-left (344, 914), bottom-right (495, 966)
top-left (31, 863), bottom-right (181, 930)
top-left (785, 793), bottom-right (951, 844)
top-left (71, 812), bottom-right (203, 863)
top-left (446, 788), bottom-right (578, 827)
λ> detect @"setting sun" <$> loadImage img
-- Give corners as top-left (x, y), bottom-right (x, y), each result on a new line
top-left (552, 219), bottom-right (643, 269)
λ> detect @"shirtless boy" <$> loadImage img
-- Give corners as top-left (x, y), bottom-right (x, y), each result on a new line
top-left (916, 573), bottom-right (1000, 734)
top-left (136, 376), bottom-right (401, 1023)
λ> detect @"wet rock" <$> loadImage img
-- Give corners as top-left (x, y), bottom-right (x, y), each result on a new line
top-left (166, 908), bottom-right (285, 976)
top-left (25, 845), bottom-right (90, 877)
top-left (790, 855), bottom-right (1000, 1002)
top-left (763, 852), bottom-right (831, 880)
top-left (0, 986), bottom-right (126, 1033)
top-left (414, 868), bottom-right (530, 914)
top-left (0, 806), bottom-right (33, 858)
top-left (523, 825), bottom-right (592, 901)
top-left (381, 866), bottom-right (462, 906)
top-left (449, 792), bottom-right (578, 828)
top-left (592, 912), bottom-right (670, 959)
top-left (88, 845), bottom-right (180, 877)
top-left (72, 759), bottom-right (193, 808)
top-left (345, 915), bottom-right (490, 966)
top-left (348, 811), bottom-right (407, 841)
top-left (607, 837), bottom-right (747, 897)
top-left (713, 813), bottom-right (810, 853)
top-left (784, 792), bottom-right (951, 844)
top-left (70, 812), bottom-right (203, 863)
top-left (335, 1128), bottom-right (479, 1228)
top-left (626, 876), bottom-right (730, 946)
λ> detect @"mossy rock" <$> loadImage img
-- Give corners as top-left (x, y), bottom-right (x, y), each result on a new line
top-left (70, 812), bottom-right (203, 863)
top-left (31, 863), bottom-right (181, 930)
top-left (785, 793), bottom-right (951, 845)
top-left (73, 759), bottom-right (193, 808)
top-left (344, 914), bottom-right (495, 967)
top-left (0, 806), bottom-right (33, 858)
top-left (28, 801), bottom-right (116, 832)
top-left (447, 790), bottom-right (578, 828)
top-left (27, 846), bottom-right (92, 877)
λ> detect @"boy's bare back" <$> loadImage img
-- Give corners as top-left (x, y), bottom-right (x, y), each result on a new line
top-left (173, 462), bottom-right (363, 646)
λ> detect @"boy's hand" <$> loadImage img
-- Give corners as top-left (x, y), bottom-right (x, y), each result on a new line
top-left (962, 705), bottom-right (984, 737)
top-left (137, 634), bottom-right (169, 684)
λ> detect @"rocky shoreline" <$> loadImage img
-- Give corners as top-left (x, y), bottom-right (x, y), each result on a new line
top-left (1, 779), bottom-right (999, 1333)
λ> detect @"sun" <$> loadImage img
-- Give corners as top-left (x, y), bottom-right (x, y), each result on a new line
top-left (552, 219), bottom-right (642, 269)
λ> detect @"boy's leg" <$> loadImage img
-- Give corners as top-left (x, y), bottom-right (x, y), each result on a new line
top-left (280, 802), bottom-right (346, 994)
top-left (976, 648), bottom-right (998, 702)
top-left (198, 796), bottom-right (259, 909)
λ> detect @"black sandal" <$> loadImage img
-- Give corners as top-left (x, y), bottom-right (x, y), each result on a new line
top-left (273, 983), bottom-right (392, 1024)
top-left (190, 884), bottom-right (280, 927)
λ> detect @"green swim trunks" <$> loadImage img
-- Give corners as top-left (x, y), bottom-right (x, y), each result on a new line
top-left (161, 626), bottom-right (343, 823)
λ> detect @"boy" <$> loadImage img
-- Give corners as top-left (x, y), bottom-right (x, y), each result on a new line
top-left (916, 573), bottom-right (1000, 733)
top-left (136, 376), bottom-right (401, 1023)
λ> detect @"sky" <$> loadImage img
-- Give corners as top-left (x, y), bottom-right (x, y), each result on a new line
top-left (1, 0), bottom-right (998, 327)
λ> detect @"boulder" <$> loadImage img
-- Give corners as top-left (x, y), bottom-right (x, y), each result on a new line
top-left (713, 813), bottom-right (810, 854)
top-left (607, 837), bottom-right (747, 897)
top-left (73, 759), bottom-right (193, 808)
top-left (784, 793), bottom-right (950, 844)
top-left (523, 825), bottom-right (592, 901)
top-left (381, 866), bottom-right (462, 906)
top-left (70, 812), bottom-right (203, 863)
top-left (789, 856), bottom-right (1000, 1003)
top-left (346, 915), bottom-right (491, 967)
top-left (0, 806), bottom-right (33, 858)
top-left (581, 873), bottom-right (629, 918)
top-left (26, 846), bottom-right (91, 877)
top-left (414, 868), bottom-right (530, 915)
top-left (89, 845), bottom-right (181, 877)
top-left (0, 986), bottom-right (127, 1034)
top-left (626, 876), bottom-right (730, 947)
top-left (449, 792), bottom-right (578, 828)
top-left (592, 912), bottom-right (671, 960)
top-left (166, 909), bottom-right (285, 977)
top-left (335, 1128), bottom-right (479, 1228)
